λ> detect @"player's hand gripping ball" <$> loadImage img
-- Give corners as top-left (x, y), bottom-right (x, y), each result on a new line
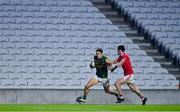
top-left (90, 61), bottom-right (95, 69)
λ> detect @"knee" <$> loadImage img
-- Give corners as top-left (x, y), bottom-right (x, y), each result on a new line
top-left (114, 81), bottom-right (121, 87)
top-left (104, 89), bottom-right (110, 94)
top-left (85, 85), bottom-right (89, 89)
top-left (114, 82), bottom-right (118, 87)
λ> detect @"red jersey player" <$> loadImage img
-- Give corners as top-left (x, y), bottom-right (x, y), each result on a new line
top-left (110, 45), bottom-right (147, 105)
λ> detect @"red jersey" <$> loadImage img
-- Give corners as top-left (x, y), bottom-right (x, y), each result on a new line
top-left (116, 52), bottom-right (134, 76)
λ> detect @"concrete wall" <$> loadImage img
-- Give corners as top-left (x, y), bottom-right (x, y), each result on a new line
top-left (0, 89), bottom-right (180, 104)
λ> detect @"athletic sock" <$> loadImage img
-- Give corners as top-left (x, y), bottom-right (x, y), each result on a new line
top-left (114, 92), bottom-right (119, 97)
top-left (83, 95), bottom-right (87, 100)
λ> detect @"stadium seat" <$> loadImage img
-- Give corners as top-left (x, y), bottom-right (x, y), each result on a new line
top-left (15, 80), bottom-right (28, 87)
top-left (0, 74), bottom-right (8, 80)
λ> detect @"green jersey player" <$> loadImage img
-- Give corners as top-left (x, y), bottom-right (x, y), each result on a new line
top-left (76, 48), bottom-right (118, 103)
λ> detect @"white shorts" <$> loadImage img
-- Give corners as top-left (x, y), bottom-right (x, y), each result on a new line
top-left (123, 74), bottom-right (134, 84)
top-left (94, 76), bottom-right (109, 86)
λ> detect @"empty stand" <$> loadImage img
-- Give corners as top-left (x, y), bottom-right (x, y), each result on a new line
top-left (0, 0), bottom-right (179, 89)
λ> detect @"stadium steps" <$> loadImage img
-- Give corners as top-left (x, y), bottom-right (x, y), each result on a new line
top-left (92, 0), bottom-right (180, 81)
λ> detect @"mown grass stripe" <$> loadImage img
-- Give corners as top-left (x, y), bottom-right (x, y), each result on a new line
top-left (0, 104), bottom-right (179, 111)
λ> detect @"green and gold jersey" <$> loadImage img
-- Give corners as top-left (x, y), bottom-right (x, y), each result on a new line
top-left (94, 55), bottom-right (108, 78)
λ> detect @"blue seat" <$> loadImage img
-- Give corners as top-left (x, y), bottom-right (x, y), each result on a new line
top-left (147, 14), bottom-right (159, 20)
top-left (88, 19), bottom-right (101, 25)
top-left (81, 1), bottom-right (93, 7)
top-left (161, 26), bottom-right (173, 32)
top-left (65, 19), bottom-right (76, 25)
top-left (83, 13), bottom-right (94, 19)
top-left (9, 24), bottom-right (21, 30)
top-left (22, 12), bottom-right (34, 18)
top-left (41, 68), bottom-right (54, 74)
top-left (41, 43), bottom-right (53, 50)
top-left (140, 8), bottom-right (152, 14)
top-left (0, 24), bottom-right (8, 30)
top-left (79, 43), bottom-right (91, 50)
top-left (169, 2), bottom-right (180, 8)
top-left (46, 1), bottom-right (58, 7)
top-left (72, 25), bottom-right (83, 31)
top-left (59, 25), bottom-right (71, 31)
top-left (2, 80), bottom-right (14, 87)
top-left (71, 13), bottom-right (82, 19)
top-left (28, 6), bottom-right (40, 12)
top-left (108, 26), bottom-right (119, 31)
top-left (87, 7), bottom-right (99, 13)
top-left (157, 2), bottom-right (168, 8)
top-left (76, 7), bottom-right (88, 13)
top-left (146, 2), bottom-right (157, 8)
top-left (53, 18), bottom-right (65, 25)
top-left (133, 14), bottom-right (147, 23)
top-left (163, 8), bottom-right (176, 14)
top-left (166, 20), bottom-right (178, 26)
top-left (0, 0), bottom-right (10, 6)
top-left (46, 25), bottom-right (59, 31)
top-left (3, 18), bottom-right (16, 24)
top-left (16, 6), bottom-right (28, 12)
top-left (52, 7), bottom-right (63, 13)
top-left (29, 18), bottom-right (40, 24)
top-left (134, 2), bottom-right (145, 8)
top-left (63, 7), bottom-right (76, 13)
top-left (84, 25), bottom-right (96, 31)
top-left (40, 55), bottom-right (53, 62)
top-left (66, 43), bottom-right (78, 50)
top-left (42, 80), bottom-right (54, 87)
top-left (96, 25), bottom-right (107, 31)
top-left (46, 12), bottom-right (58, 18)
top-left (0, 12), bottom-right (9, 18)
top-left (4, 6), bottom-right (16, 12)
top-left (152, 8), bottom-right (164, 14)
top-left (94, 13), bottom-right (106, 19)
top-left (34, 12), bottom-right (46, 18)
top-left (10, 0), bottom-right (22, 6)
top-left (77, 19), bottom-right (88, 25)
top-left (119, 1), bottom-right (134, 9)
top-left (158, 14), bottom-right (171, 20)
top-left (101, 19), bottom-right (112, 25)
top-left (16, 55), bottom-right (27, 62)
top-left (16, 18), bottom-right (28, 24)
top-left (172, 14), bottom-right (180, 20)
top-left (69, 1), bottom-right (81, 7)
top-left (29, 80), bottom-right (41, 87)
top-left (58, 1), bottom-right (69, 7)
top-left (35, 1), bottom-right (46, 6)
top-left (11, 11), bottom-right (22, 18)
top-left (174, 26), bottom-right (180, 32)
top-left (23, 0), bottom-right (34, 6)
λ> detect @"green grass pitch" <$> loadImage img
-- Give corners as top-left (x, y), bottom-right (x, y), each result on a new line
top-left (0, 104), bottom-right (180, 112)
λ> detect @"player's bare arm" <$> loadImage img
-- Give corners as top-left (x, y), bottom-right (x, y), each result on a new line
top-left (105, 58), bottom-right (113, 70)
top-left (116, 58), bottom-right (126, 67)
top-left (110, 58), bottom-right (126, 72)
top-left (106, 58), bottom-right (118, 65)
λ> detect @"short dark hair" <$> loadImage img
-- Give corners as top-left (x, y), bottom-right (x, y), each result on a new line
top-left (96, 48), bottom-right (103, 53)
top-left (117, 45), bottom-right (125, 52)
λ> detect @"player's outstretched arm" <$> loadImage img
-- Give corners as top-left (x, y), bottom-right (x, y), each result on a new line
top-left (111, 58), bottom-right (126, 72)
top-left (106, 58), bottom-right (117, 65)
